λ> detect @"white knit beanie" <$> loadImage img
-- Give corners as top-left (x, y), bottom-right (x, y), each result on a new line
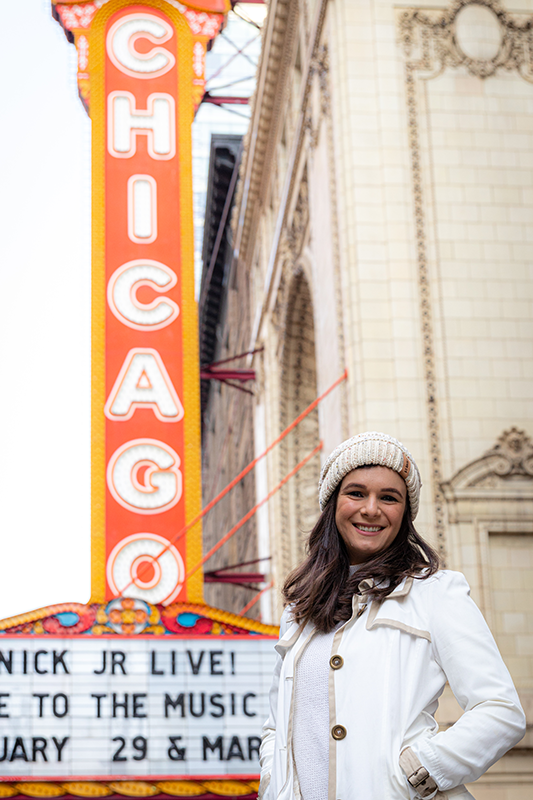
top-left (318, 431), bottom-right (422, 518)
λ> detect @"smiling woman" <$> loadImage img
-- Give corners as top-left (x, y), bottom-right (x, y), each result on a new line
top-left (258, 432), bottom-right (526, 800)
top-left (282, 432), bottom-right (438, 631)
top-left (335, 466), bottom-right (407, 564)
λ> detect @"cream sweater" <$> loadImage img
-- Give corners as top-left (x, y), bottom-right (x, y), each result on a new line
top-left (293, 566), bottom-right (360, 800)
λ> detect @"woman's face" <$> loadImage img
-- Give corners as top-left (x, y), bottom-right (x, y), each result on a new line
top-left (335, 466), bottom-right (407, 565)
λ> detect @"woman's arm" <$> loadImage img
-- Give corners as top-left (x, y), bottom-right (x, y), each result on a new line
top-left (258, 650), bottom-right (282, 799)
top-left (258, 607), bottom-right (292, 800)
top-left (409, 571), bottom-right (526, 793)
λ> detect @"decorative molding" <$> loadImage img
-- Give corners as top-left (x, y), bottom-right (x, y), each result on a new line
top-left (317, 43), bottom-right (349, 440)
top-left (303, 43), bottom-right (331, 149)
top-left (399, 11), bottom-right (448, 562)
top-left (488, 427), bottom-right (533, 476)
top-left (443, 427), bottom-right (533, 494)
top-left (271, 169), bottom-right (309, 334)
top-left (255, 0), bottom-right (301, 216)
top-left (231, 0), bottom-right (295, 263)
top-left (300, 41), bottom-right (348, 439)
top-left (286, 170), bottom-right (309, 258)
top-left (0, 600), bottom-right (279, 637)
top-left (398, 0), bottom-right (533, 82)
top-left (238, 0), bottom-right (330, 355)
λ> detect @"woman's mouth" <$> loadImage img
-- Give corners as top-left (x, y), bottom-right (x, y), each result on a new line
top-left (352, 524), bottom-right (384, 534)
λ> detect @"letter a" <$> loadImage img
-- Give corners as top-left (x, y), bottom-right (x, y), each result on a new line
top-left (105, 349), bottom-right (184, 422)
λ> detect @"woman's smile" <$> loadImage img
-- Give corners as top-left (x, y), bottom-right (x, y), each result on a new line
top-left (352, 524), bottom-right (384, 534)
top-left (335, 466), bottom-right (407, 564)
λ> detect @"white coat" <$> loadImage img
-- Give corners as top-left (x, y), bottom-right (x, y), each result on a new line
top-left (259, 570), bottom-right (525, 800)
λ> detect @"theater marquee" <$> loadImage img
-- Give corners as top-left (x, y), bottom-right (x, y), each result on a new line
top-left (0, 636), bottom-right (276, 779)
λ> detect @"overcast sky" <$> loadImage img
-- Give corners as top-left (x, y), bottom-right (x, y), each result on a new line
top-left (0, 0), bottom-right (92, 618)
top-left (0, 1), bottom-right (265, 621)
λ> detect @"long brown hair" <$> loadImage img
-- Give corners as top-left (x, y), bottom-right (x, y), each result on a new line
top-left (282, 482), bottom-right (439, 633)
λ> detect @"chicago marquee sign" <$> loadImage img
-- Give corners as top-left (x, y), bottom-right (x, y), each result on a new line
top-left (0, 1), bottom-right (278, 794)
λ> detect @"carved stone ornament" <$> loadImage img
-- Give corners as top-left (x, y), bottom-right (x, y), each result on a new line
top-left (485, 427), bottom-right (533, 477)
top-left (443, 428), bottom-right (533, 496)
top-left (289, 174), bottom-right (309, 255)
top-left (398, 0), bottom-right (533, 82)
top-left (279, 169), bottom-right (309, 263)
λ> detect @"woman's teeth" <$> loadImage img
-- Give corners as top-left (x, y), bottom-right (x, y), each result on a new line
top-left (355, 525), bottom-right (383, 532)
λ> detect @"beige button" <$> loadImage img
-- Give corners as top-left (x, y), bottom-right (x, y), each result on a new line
top-left (331, 725), bottom-right (347, 740)
top-left (330, 654), bottom-right (344, 670)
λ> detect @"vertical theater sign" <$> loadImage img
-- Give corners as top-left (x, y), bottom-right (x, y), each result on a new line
top-left (0, 1), bottom-right (277, 795)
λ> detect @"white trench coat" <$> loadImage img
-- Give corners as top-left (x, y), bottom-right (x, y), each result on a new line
top-left (259, 570), bottom-right (525, 800)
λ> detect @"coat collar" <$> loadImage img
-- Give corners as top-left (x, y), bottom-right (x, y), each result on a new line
top-left (276, 576), bottom-right (416, 653)
top-left (355, 574), bottom-right (414, 599)
top-left (274, 618), bottom-right (312, 655)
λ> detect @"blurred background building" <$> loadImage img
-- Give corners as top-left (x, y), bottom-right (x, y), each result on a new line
top-left (199, 0), bottom-right (533, 796)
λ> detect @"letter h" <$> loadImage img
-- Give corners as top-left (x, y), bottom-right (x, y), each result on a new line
top-left (108, 91), bottom-right (175, 160)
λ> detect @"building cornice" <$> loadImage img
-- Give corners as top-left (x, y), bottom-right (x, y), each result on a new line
top-left (231, 0), bottom-right (294, 269)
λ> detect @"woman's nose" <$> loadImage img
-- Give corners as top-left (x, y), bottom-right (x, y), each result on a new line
top-left (361, 495), bottom-right (379, 516)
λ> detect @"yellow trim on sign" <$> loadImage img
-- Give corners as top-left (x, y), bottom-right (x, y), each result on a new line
top-left (173, 7), bottom-right (205, 604)
top-left (58, 0), bottom-right (231, 10)
top-left (86, 1), bottom-right (206, 603)
top-left (0, 780), bottom-right (258, 798)
top-left (87, 4), bottom-right (107, 603)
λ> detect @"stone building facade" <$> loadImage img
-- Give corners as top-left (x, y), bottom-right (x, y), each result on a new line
top-left (199, 134), bottom-right (262, 615)
top-left (202, 0), bottom-right (533, 795)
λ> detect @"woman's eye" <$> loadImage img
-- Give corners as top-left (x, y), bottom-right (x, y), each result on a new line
top-left (348, 491), bottom-right (363, 498)
top-left (382, 495), bottom-right (398, 502)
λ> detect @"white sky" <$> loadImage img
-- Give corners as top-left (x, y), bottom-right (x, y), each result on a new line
top-left (0, 1), bottom-right (265, 620)
top-left (0, 0), bottom-right (92, 618)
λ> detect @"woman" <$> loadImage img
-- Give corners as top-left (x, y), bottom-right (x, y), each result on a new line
top-left (259, 432), bottom-right (525, 800)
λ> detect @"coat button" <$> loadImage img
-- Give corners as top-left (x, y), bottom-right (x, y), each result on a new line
top-left (330, 655), bottom-right (344, 669)
top-left (331, 725), bottom-right (347, 740)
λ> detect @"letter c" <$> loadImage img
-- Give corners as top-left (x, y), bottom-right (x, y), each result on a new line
top-left (107, 13), bottom-right (175, 79)
top-left (107, 261), bottom-right (179, 331)
top-left (35, 651), bottom-right (48, 675)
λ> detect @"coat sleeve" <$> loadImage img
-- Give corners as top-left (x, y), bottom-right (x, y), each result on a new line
top-left (258, 607), bottom-right (291, 800)
top-left (410, 571), bottom-right (526, 792)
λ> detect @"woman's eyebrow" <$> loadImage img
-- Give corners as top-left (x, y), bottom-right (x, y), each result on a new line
top-left (342, 482), bottom-right (404, 497)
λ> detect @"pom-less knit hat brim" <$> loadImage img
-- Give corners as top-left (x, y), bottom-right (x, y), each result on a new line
top-left (318, 431), bottom-right (422, 518)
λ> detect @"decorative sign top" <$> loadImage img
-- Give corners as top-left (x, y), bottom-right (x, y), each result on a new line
top-left (54, 1), bottom-right (225, 112)
top-left (55, 0), bottom-right (230, 9)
